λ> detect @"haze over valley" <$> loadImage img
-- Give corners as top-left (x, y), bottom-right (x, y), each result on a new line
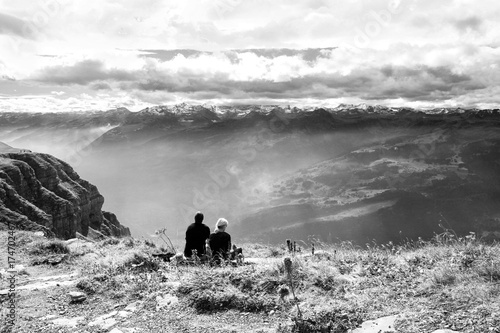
top-left (1, 104), bottom-right (499, 244)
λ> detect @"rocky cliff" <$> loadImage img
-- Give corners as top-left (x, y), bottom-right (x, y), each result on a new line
top-left (0, 150), bottom-right (130, 239)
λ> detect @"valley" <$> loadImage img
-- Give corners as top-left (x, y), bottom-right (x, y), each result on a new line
top-left (1, 105), bottom-right (499, 244)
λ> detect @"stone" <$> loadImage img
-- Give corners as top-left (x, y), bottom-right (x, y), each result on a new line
top-left (0, 290), bottom-right (9, 300)
top-left (350, 315), bottom-right (400, 333)
top-left (7, 265), bottom-right (28, 276)
top-left (68, 291), bottom-right (86, 303)
top-left (89, 317), bottom-right (117, 330)
top-left (87, 227), bottom-right (108, 241)
top-left (156, 294), bottom-right (179, 310)
top-left (51, 316), bottom-right (85, 327)
top-left (109, 329), bottom-right (124, 333)
top-left (124, 300), bottom-right (144, 312)
top-left (94, 311), bottom-right (118, 321)
top-left (75, 232), bottom-right (94, 242)
top-left (120, 328), bottom-right (141, 333)
top-left (117, 311), bottom-right (132, 318)
top-left (64, 239), bottom-right (93, 254)
top-left (12, 277), bottom-right (76, 291)
top-left (65, 238), bottom-right (80, 245)
top-left (88, 311), bottom-right (118, 330)
top-left (40, 314), bottom-right (58, 320)
top-left (431, 330), bottom-right (461, 333)
top-left (163, 281), bottom-right (181, 290)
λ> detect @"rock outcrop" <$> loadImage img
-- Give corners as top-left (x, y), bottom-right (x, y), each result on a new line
top-left (0, 151), bottom-right (130, 239)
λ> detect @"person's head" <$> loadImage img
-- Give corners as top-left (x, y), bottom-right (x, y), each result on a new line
top-left (194, 212), bottom-right (204, 224)
top-left (215, 218), bottom-right (228, 232)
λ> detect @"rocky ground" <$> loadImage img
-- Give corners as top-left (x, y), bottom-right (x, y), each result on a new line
top-left (1, 230), bottom-right (500, 332)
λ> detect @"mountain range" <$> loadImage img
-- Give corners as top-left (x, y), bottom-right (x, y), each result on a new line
top-left (1, 104), bottom-right (499, 243)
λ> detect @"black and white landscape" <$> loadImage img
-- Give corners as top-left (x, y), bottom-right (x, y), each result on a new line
top-left (2, 1), bottom-right (500, 244)
top-left (4, 1), bottom-right (500, 333)
top-left (1, 104), bottom-right (499, 244)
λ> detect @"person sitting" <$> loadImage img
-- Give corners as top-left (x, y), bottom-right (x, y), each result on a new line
top-left (184, 212), bottom-right (210, 259)
top-left (209, 218), bottom-right (231, 263)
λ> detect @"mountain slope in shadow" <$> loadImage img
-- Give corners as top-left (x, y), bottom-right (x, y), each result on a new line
top-left (237, 125), bottom-right (500, 244)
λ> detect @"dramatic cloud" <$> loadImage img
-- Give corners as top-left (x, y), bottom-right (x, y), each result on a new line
top-left (1, 0), bottom-right (500, 111)
top-left (33, 60), bottom-right (137, 85)
top-left (26, 44), bottom-right (492, 107)
top-left (454, 16), bottom-right (482, 33)
top-left (0, 13), bottom-right (32, 38)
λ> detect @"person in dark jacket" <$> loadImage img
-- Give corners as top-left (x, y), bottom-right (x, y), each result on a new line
top-left (184, 212), bottom-right (210, 258)
top-left (209, 218), bottom-right (231, 262)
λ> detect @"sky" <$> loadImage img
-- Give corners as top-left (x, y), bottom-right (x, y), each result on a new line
top-left (1, 0), bottom-right (500, 112)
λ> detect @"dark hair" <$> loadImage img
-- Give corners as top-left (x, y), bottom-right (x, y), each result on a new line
top-left (194, 212), bottom-right (204, 224)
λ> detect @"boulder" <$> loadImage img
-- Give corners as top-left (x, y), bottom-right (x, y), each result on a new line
top-left (51, 316), bottom-right (85, 327)
top-left (124, 300), bottom-right (144, 312)
top-left (156, 294), bottom-right (179, 310)
top-left (350, 315), bottom-right (400, 333)
top-left (88, 311), bottom-right (118, 330)
top-left (68, 291), bottom-right (86, 303)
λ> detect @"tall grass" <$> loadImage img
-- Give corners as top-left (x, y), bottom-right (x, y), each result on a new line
top-left (9, 229), bottom-right (500, 333)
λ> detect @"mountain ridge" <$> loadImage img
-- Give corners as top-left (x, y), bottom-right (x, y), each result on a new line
top-left (0, 148), bottom-right (130, 239)
top-left (1, 104), bottom-right (500, 242)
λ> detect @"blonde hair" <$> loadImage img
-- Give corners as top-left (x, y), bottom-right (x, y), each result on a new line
top-left (214, 218), bottom-right (228, 232)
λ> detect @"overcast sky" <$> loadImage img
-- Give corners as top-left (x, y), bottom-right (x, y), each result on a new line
top-left (1, 0), bottom-right (500, 112)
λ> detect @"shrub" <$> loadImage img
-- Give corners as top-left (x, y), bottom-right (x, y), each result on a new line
top-left (123, 252), bottom-right (160, 272)
top-left (28, 239), bottom-right (70, 256)
top-left (476, 260), bottom-right (500, 282)
top-left (183, 289), bottom-right (275, 313)
top-left (285, 308), bottom-right (365, 333)
top-left (313, 275), bottom-right (336, 291)
top-left (269, 246), bottom-right (285, 257)
top-left (13, 231), bottom-right (46, 248)
top-left (93, 274), bottom-right (109, 282)
top-left (143, 239), bottom-right (156, 248)
top-left (432, 267), bottom-right (457, 286)
top-left (178, 268), bottom-right (278, 314)
top-left (76, 278), bottom-right (97, 294)
top-left (122, 238), bottom-right (135, 248)
top-left (100, 238), bottom-right (120, 246)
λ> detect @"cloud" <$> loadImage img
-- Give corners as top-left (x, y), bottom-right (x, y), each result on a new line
top-left (3, 0), bottom-right (500, 110)
top-left (32, 60), bottom-right (137, 85)
top-left (50, 91), bottom-right (65, 96)
top-left (0, 13), bottom-right (33, 38)
top-left (90, 82), bottom-right (112, 90)
top-left (0, 92), bottom-right (152, 113)
top-left (1, 75), bottom-right (16, 81)
top-left (139, 48), bottom-right (336, 63)
top-left (453, 16), bottom-right (482, 33)
top-left (27, 44), bottom-right (494, 106)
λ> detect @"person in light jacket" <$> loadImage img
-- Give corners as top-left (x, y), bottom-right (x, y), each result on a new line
top-left (209, 218), bottom-right (231, 262)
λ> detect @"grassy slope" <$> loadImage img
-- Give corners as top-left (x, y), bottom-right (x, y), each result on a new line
top-left (1, 231), bottom-right (500, 332)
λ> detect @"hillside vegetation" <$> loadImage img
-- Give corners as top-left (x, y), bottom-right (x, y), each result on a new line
top-left (1, 230), bottom-right (500, 332)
